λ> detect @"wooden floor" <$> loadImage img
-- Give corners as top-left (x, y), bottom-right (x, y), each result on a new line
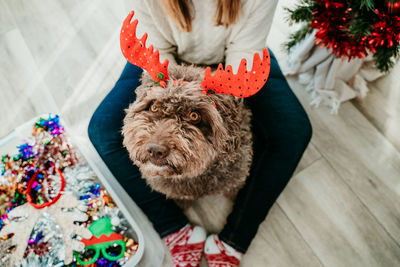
top-left (1, 0), bottom-right (400, 266)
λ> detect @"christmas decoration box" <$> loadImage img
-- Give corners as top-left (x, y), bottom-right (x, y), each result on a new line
top-left (0, 114), bottom-right (164, 267)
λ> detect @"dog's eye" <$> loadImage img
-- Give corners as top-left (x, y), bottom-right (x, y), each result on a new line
top-left (150, 103), bottom-right (159, 113)
top-left (189, 111), bottom-right (201, 123)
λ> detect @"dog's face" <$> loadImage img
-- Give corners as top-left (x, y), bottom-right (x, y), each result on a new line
top-left (122, 70), bottom-right (239, 180)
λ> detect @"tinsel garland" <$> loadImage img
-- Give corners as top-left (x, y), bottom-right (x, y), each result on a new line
top-left (285, 0), bottom-right (400, 72)
top-left (0, 115), bottom-right (139, 266)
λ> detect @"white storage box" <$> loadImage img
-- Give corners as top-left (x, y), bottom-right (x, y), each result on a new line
top-left (0, 115), bottom-right (165, 267)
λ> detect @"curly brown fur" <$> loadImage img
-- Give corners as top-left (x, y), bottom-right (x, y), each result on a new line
top-left (122, 64), bottom-right (253, 200)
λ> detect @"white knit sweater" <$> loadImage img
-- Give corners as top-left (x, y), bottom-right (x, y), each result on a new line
top-left (131, 0), bottom-right (278, 72)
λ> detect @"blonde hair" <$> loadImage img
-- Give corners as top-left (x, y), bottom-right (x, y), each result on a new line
top-left (161, 0), bottom-right (241, 32)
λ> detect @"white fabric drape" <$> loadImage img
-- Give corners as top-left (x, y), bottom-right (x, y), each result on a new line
top-left (285, 30), bottom-right (384, 114)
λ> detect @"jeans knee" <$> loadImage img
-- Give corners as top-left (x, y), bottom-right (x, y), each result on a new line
top-left (273, 112), bottom-right (312, 163)
top-left (301, 115), bottom-right (312, 147)
top-left (88, 111), bottom-right (102, 148)
top-left (291, 114), bottom-right (312, 156)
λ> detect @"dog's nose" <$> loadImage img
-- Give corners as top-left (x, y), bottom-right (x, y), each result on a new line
top-left (146, 143), bottom-right (169, 159)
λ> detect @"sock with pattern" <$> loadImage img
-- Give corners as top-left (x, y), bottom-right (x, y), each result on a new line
top-left (204, 234), bottom-right (242, 267)
top-left (163, 224), bottom-right (207, 267)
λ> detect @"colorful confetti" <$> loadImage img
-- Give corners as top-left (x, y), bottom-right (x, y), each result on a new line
top-left (0, 115), bottom-right (139, 266)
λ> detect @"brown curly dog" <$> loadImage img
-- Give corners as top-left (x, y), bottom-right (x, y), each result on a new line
top-left (122, 64), bottom-right (253, 201)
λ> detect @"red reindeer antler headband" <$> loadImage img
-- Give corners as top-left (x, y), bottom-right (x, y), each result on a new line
top-left (120, 11), bottom-right (271, 98)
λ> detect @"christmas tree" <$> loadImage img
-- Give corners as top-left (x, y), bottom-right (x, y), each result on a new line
top-left (285, 0), bottom-right (400, 72)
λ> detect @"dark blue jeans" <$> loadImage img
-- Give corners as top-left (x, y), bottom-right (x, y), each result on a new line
top-left (88, 50), bottom-right (312, 253)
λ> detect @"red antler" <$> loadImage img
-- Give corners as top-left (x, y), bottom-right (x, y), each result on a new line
top-left (201, 48), bottom-right (271, 98)
top-left (120, 11), bottom-right (169, 84)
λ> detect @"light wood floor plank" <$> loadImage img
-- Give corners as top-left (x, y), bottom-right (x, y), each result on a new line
top-left (0, 28), bottom-right (59, 137)
top-left (279, 158), bottom-right (400, 267)
top-left (0, 0), bottom-right (16, 35)
top-left (5, 0), bottom-right (78, 70)
top-left (269, 30), bottom-right (400, 245)
top-left (295, 142), bottom-right (321, 174)
top-left (352, 61), bottom-right (400, 152)
top-left (286, 77), bottom-right (400, 244)
top-left (59, 32), bottom-right (125, 136)
top-left (241, 204), bottom-right (323, 267)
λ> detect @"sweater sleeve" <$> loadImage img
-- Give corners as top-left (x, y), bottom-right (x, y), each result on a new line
top-left (225, 0), bottom-right (278, 72)
top-left (131, 0), bottom-right (177, 65)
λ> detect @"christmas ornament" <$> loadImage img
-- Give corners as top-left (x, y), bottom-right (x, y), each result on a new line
top-left (74, 217), bottom-right (126, 265)
top-left (386, 0), bottom-right (400, 14)
top-left (35, 114), bottom-right (65, 137)
top-left (367, 9), bottom-right (400, 53)
top-left (285, 0), bottom-right (400, 72)
top-left (0, 115), bottom-right (141, 266)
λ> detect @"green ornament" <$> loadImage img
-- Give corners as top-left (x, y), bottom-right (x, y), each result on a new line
top-left (89, 217), bottom-right (114, 237)
top-left (207, 89), bottom-right (216, 95)
top-left (157, 72), bottom-right (165, 80)
top-left (74, 217), bottom-right (126, 265)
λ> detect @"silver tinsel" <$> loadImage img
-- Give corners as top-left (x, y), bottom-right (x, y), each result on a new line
top-left (22, 212), bottom-right (64, 267)
top-left (0, 238), bottom-right (12, 266)
top-left (62, 164), bottom-right (96, 199)
top-left (18, 255), bottom-right (64, 267)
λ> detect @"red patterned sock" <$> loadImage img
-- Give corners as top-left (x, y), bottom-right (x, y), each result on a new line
top-left (163, 224), bottom-right (206, 267)
top-left (204, 235), bottom-right (242, 267)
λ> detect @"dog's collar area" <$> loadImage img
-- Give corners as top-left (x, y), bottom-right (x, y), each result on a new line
top-left (153, 78), bottom-right (186, 88)
top-left (151, 72), bottom-right (217, 109)
top-left (149, 71), bottom-right (248, 109)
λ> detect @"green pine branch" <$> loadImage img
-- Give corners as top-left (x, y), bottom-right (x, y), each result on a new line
top-left (359, 0), bottom-right (375, 9)
top-left (284, 0), bottom-right (316, 50)
top-left (284, 0), bottom-right (316, 25)
top-left (349, 11), bottom-right (375, 37)
top-left (285, 23), bottom-right (313, 51)
top-left (373, 45), bottom-right (400, 72)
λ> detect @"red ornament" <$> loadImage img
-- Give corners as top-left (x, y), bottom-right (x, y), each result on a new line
top-left (367, 9), bottom-right (400, 52)
top-left (26, 163), bottom-right (65, 209)
top-left (309, 0), bottom-right (400, 61)
top-left (386, 0), bottom-right (400, 14)
top-left (81, 232), bottom-right (124, 247)
top-left (310, 0), bottom-right (369, 59)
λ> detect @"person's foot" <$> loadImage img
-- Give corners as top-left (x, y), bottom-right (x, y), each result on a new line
top-left (204, 234), bottom-right (242, 267)
top-left (163, 224), bottom-right (206, 267)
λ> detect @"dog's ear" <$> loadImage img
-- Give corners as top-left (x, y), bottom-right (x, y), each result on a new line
top-left (202, 106), bottom-right (229, 150)
top-left (140, 72), bottom-right (155, 87)
top-left (128, 97), bottom-right (152, 113)
top-left (127, 72), bottom-right (156, 113)
top-left (199, 99), bottom-right (240, 152)
top-left (209, 96), bottom-right (242, 152)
